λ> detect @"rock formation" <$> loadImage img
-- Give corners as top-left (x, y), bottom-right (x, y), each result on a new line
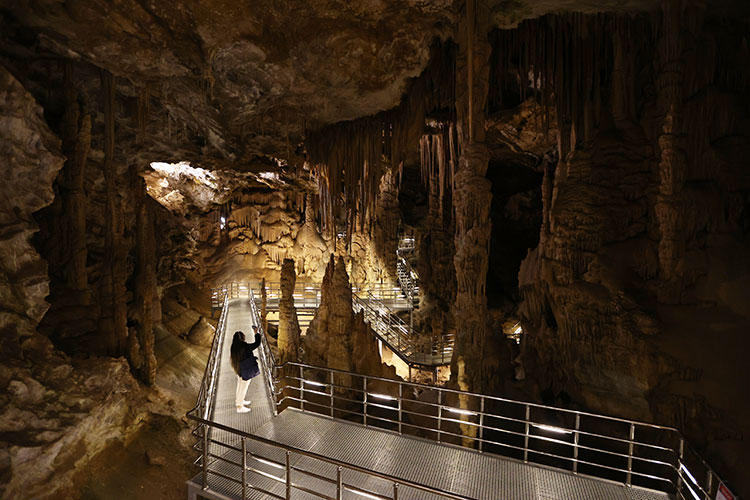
top-left (304, 256), bottom-right (398, 392)
top-left (278, 259), bottom-right (301, 364)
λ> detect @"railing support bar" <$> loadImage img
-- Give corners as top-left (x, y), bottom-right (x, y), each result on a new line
top-left (330, 370), bottom-right (335, 418)
top-left (627, 423), bottom-right (635, 485)
top-left (524, 404), bottom-right (530, 463)
top-left (573, 414), bottom-right (580, 474)
top-left (479, 397), bottom-right (485, 453)
top-left (336, 466), bottom-right (343, 500)
top-left (437, 391), bottom-right (442, 443)
top-left (202, 424), bottom-right (209, 490)
top-left (241, 438), bottom-right (247, 500)
top-left (285, 451), bottom-right (292, 500)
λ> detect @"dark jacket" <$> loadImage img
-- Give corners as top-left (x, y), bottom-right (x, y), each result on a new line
top-left (230, 332), bottom-right (262, 380)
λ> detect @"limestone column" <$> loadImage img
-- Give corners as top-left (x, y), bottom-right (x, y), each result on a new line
top-left (451, 0), bottom-right (493, 396)
top-left (59, 63), bottom-right (91, 293)
top-left (133, 171), bottom-right (157, 384)
top-left (98, 70), bottom-right (129, 355)
top-left (278, 259), bottom-right (301, 364)
top-left (655, 0), bottom-right (687, 303)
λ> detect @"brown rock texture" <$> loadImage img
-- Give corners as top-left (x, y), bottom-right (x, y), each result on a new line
top-left (0, 66), bottom-right (156, 500)
top-left (304, 256), bottom-right (398, 392)
top-left (513, 5), bottom-right (750, 493)
top-left (278, 258), bottom-right (301, 364)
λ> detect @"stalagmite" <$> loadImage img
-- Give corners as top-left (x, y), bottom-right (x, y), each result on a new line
top-left (278, 259), bottom-right (301, 364)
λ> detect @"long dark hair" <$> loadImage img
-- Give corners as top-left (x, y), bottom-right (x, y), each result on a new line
top-left (230, 331), bottom-right (245, 376)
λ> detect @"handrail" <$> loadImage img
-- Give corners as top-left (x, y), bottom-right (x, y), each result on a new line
top-left (186, 408), bottom-right (472, 500)
top-left (196, 283), bottom-right (734, 500)
top-left (244, 281), bottom-right (454, 367)
top-left (190, 293), bottom-right (229, 421)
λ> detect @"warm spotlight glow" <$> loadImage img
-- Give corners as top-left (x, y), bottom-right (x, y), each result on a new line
top-left (446, 407), bottom-right (477, 416)
top-left (369, 393), bottom-right (396, 401)
top-left (150, 161), bottom-right (217, 188)
top-left (532, 424), bottom-right (572, 435)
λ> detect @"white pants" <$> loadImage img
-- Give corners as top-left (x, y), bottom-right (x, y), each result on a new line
top-left (235, 376), bottom-right (251, 407)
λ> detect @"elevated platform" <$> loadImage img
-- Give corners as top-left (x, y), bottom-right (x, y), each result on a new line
top-left (188, 299), bottom-right (676, 500)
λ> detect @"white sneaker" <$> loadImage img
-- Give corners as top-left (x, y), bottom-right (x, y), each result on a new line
top-left (242, 400), bottom-right (252, 405)
top-left (236, 406), bottom-right (252, 413)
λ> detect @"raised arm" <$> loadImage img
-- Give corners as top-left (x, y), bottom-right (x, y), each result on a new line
top-left (246, 331), bottom-right (262, 352)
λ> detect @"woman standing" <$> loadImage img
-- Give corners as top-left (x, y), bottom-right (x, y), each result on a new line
top-left (230, 326), bottom-right (262, 413)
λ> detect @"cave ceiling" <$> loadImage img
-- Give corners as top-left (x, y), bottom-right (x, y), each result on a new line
top-left (1, 0), bottom-right (747, 168)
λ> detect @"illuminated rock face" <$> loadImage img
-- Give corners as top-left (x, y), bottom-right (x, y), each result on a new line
top-left (304, 256), bottom-right (397, 389)
top-left (278, 258), bottom-right (301, 364)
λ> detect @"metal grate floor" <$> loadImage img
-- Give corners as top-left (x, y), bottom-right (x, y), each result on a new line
top-left (208, 298), bottom-right (275, 459)
top-left (191, 300), bottom-right (670, 500)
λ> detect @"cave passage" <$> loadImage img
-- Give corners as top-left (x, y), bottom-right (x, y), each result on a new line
top-left (0, 0), bottom-right (748, 499)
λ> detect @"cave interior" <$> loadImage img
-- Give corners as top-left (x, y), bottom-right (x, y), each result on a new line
top-left (0, 0), bottom-right (749, 499)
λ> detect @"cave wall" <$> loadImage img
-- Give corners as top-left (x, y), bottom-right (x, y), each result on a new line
top-left (0, 65), bottom-right (160, 500)
top-left (515, 5), bottom-right (750, 492)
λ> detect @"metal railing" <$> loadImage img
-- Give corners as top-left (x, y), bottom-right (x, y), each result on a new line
top-left (396, 236), bottom-right (419, 306)
top-left (352, 292), bottom-right (453, 366)
top-left (194, 285), bottom-right (734, 500)
top-left (189, 291), bottom-right (471, 500)
top-left (219, 281), bottom-right (454, 368)
top-left (270, 360), bottom-right (732, 500)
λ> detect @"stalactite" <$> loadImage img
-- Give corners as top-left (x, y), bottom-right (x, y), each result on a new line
top-left (306, 41), bottom-right (455, 234)
top-left (489, 13), bottom-right (653, 158)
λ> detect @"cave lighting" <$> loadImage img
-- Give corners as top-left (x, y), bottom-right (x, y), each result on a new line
top-left (369, 393), bottom-right (396, 401)
top-left (532, 424), bottom-right (572, 435)
top-left (220, 216), bottom-right (226, 229)
top-left (304, 380), bottom-right (326, 387)
top-left (150, 161), bottom-right (217, 188)
top-left (445, 407), bottom-right (477, 416)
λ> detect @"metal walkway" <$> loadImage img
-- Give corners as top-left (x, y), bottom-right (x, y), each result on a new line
top-left (254, 282), bottom-right (453, 368)
top-left (187, 296), bottom-right (725, 500)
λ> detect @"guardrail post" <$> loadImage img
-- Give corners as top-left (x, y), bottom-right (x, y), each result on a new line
top-left (573, 414), bottom-right (580, 474)
top-left (677, 437), bottom-right (684, 494)
top-left (706, 470), bottom-right (713, 500)
top-left (479, 397), bottom-right (485, 452)
top-left (437, 391), bottom-right (442, 443)
top-left (393, 482), bottom-right (399, 500)
top-left (329, 370), bottom-right (335, 417)
top-left (336, 466), bottom-right (343, 500)
top-left (241, 438), bottom-right (247, 500)
top-left (363, 377), bottom-right (368, 426)
top-left (524, 404), bottom-right (530, 463)
top-left (627, 423), bottom-right (635, 485)
top-left (202, 424), bottom-right (209, 490)
top-left (285, 451), bottom-right (292, 500)
top-left (398, 383), bottom-right (403, 434)
top-left (299, 365), bottom-right (305, 412)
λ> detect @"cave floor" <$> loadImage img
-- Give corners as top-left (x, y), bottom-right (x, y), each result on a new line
top-left (191, 299), bottom-right (670, 500)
